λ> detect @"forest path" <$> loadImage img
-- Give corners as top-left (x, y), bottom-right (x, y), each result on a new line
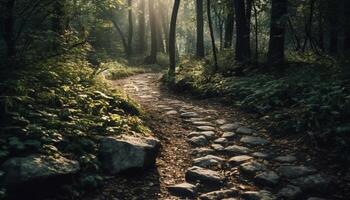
top-left (92, 73), bottom-right (337, 200)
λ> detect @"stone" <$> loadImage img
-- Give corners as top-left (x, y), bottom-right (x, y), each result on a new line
top-left (99, 136), bottom-right (160, 174)
top-left (240, 136), bottom-right (269, 146)
top-left (165, 110), bottom-right (178, 115)
top-left (229, 155), bottom-right (253, 166)
top-left (241, 190), bottom-right (276, 200)
top-left (240, 161), bottom-right (267, 177)
top-left (220, 123), bottom-right (241, 131)
top-left (290, 174), bottom-right (333, 193)
top-left (188, 136), bottom-right (208, 146)
top-left (225, 145), bottom-right (251, 155)
top-left (1, 155), bottom-right (80, 187)
top-left (274, 155), bottom-right (297, 163)
top-left (255, 171), bottom-right (280, 187)
top-left (197, 126), bottom-right (216, 131)
top-left (222, 132), bottom-right (236, 139)
top-left (167, 182), bottom-right (197, 198)
top-left (236, 127), bottom-right (253, 134)
top-left (215, 119), bottom-right (227, 125)
top-left (193, 121), bottom-right (214, 126)
top-left (193, 155), bottom-right (225, 168)
top-left (214, 138), bottom-right (229, 144)
top-left (181, 112), bottom-right (199, 118)
top-left (185, 166), bottom-right (224, 186)
top-left (211, 144), bottom-right (225, 151)
top-left (191, 148), bottom-right (215, 156)
top-left (277, 165), bottom-right (317, 178)
top-left (252, 152), bottom-right (270, 159)
top-left (187, 118), bottom-right (206, 122)
top-left (199, 189), bottom-right (239, 200)
top-left (277, 185), bottom-right (302, 200)
top-left (188, 131), bottom-right (216, 139)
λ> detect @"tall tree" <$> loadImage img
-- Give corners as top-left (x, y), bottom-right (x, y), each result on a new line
top-left (224, 0), bottom-right (234, 48)
top-left (267, 0), bottom-right (288, 64)
top-left (145, 0), bottom-right (157, 63)
top-left (2, 0), bottom-right (16, 62)
top-left (207, 0), bottom-right (218, 71)
top-left (137, 0), bottom-right (146, 54)
top-left (195, 0), bottom-right (205, 58)
top-left (169, 0), bottom-right (181, 77)
top-left (127, 0), bottom-right (133, 56)
top-left (234, 0), bottom-right (250, 63)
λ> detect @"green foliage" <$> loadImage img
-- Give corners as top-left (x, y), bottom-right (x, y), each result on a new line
top-left (0, 54), bottom-right (150, 193)
top-left (173, 58), bottom-right (350, 161)
top-left (104, 60), bottom-right (165, 80)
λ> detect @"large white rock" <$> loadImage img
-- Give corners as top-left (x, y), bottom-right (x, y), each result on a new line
top-left (99, 136), bottom-right (160, 174)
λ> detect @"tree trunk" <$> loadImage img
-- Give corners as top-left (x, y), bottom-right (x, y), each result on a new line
top-left (224, 1), bottom-right (234, 48)
top-left (127, 0), bottom-right (133, 56)
top-left (267, 0), bottom-right (287, 65)
top-left (110, 16), bottom-right (128, 56)
top-left (207, 0), bottom-right (218, 71)
top-left (246, 0), bottom-right (252, 57)
top-left (3, 0), bottom-right (16, 62)
top-left (137, 0), bottom-right (146, 54)
top-left (145, 0), bottom-right (158, 64)
top-left (159, 1), bottom-right (170, 53)
top-left (52, 1), bottom-right (66, 35)
top-left (196, 0), bottom-right (205, 58)
top-left (169, 0), bottom-right (181, 77)
top-left (253, 0), bottom-right (259, 63)
top-left (327, 0), bottom-right (338, 55)
top-left (234, 0), bottom-right (250, 63)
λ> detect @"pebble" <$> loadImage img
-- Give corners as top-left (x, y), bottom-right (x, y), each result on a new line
top-left (215, 119), bottom-right (227, 125)
top-left (220, 123), bottom-right (241, 131)
top-left (192, 121), bottom-right (215, 126)
top-left (199, 189), bottom-right (239, 200)
top-left (252, 152), bottom-right (270, 159)
top-left (277, 165), bottom-right (317, 178)
top-left (236, 127), bottom-right (253, 134)
top-left (290, 174), bottom-right (333, 193)
top-left (229, 155), bottom-right (253, 166)
top-left (240, 161), bottom-right (267, 177)
top-left (214, 138), bottom-right (229, 145)
top-left (197, 126), bottom-right (216, 131)
top-left (165, 110), bottom-right (178, 115)
top-left (191, 148), bottom-right (215, 156)
top-left (193, 155), bottom-right (225, 168)
top-left (188, 136), bottom-right (209, 146)
top-left (274, 155), bottom-right (297, 163)
top-left (167, 182), bottom-right (197, 198)
top-left (277, 184), bottom-right (302, 199)
top-left (240, 136), bottom-right (269, 146)
top-left (222, 132), bottom-right (236, 139)
top-left (185, 166), bottom-right (224, 186)
top-left (225, 145), bottom-right (251, 155)
top-left (241, 190), bottom-right (276, 200)
top-left (211, 144), bottom-right (225, 151)
top-left (254, 170), bottom-right (280, 187)
top-left (181, 112), bottom-right (199, 118)
top-left (188, 131), bottom-right (216, 140)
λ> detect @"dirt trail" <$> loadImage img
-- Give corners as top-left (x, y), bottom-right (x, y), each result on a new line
top-left (88, 73), bottom-right (344, 200)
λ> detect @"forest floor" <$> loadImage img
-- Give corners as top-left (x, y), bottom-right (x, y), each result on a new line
top-left (86, 73), bottom-right (349, 200)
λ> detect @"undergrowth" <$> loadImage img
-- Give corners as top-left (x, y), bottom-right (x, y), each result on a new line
top-left (0, 55), bottom-right (151, 198)
top-left (169, 54), bottom-right (350, 163)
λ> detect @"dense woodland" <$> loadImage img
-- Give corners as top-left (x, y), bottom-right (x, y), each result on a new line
top-left (0, 0), bottom-right (350, 199)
